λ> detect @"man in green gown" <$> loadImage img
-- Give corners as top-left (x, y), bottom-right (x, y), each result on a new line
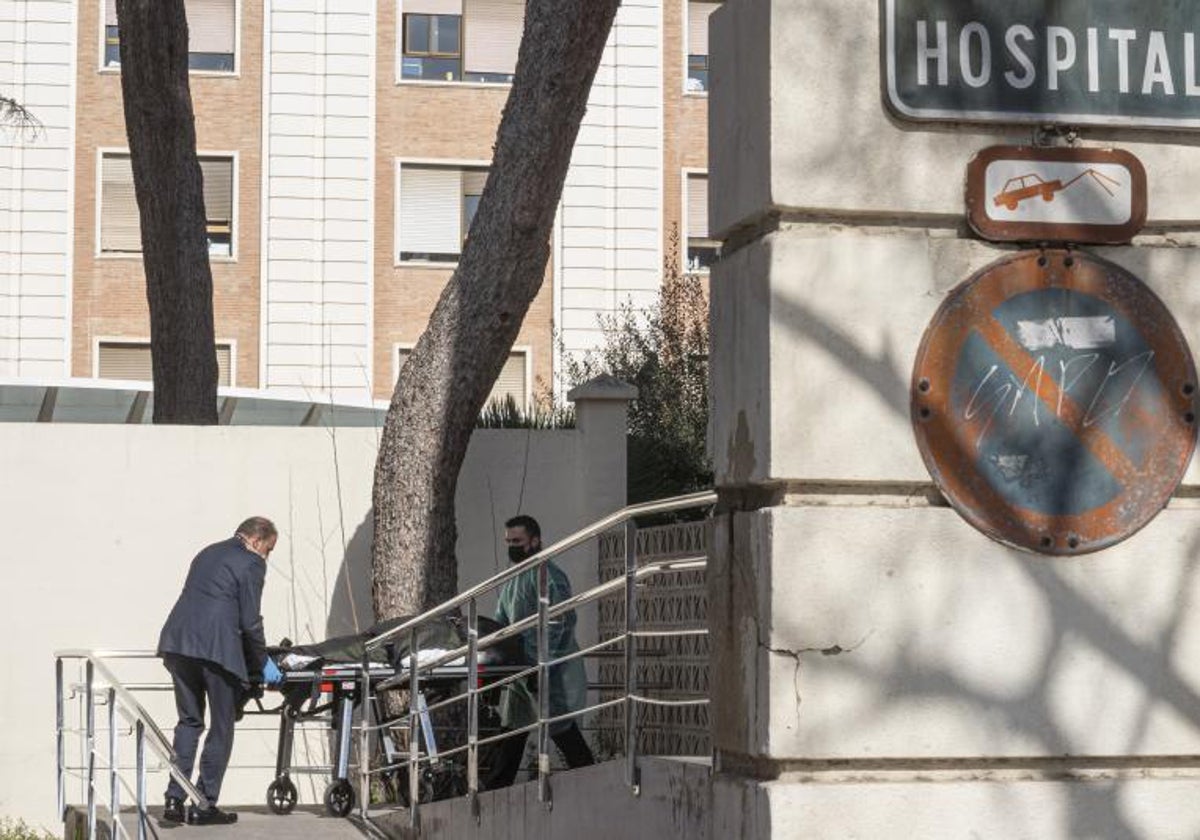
top-left (483, 514), bottom-right (595, 788)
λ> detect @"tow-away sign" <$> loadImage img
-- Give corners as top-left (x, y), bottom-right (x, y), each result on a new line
top-left (965, 146), bottom-right (1147, 244)
top-left (884, 0), bottom-right (1200, 129)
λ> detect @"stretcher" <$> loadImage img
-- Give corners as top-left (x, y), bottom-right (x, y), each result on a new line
top-left (250, 617), bottom-right (524, 817)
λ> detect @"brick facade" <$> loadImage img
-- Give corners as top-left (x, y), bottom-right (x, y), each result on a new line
top-left (59, 0), bottom-right (708, 402)
top-left (71, 0), bottom-right (264, 387)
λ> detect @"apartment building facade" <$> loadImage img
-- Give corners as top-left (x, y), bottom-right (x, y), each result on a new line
top-left (0, 0), bottom-right (717, 407)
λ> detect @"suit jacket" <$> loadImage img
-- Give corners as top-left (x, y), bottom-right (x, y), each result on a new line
top-left (157, 536), bottom-right (268, 683)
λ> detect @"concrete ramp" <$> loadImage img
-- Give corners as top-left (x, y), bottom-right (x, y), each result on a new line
top-left (64, 806), bottom-right (371, 840)
top-left (370, 758), bottom-right (711, 840)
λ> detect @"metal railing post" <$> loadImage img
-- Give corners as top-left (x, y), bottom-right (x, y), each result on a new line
top-left (408, 627), bottom-right (420, 831)
top-left (467, 597), bottom-right (480, 821)
top-left (108, 688), bottom-right (119, 839)
top-left (537, 563), bottom-right (551, 808)
top-left (623, 519), bottom-right (640, 793)
top-left (359, 664), bottom-right (371, 820)
top-left (55, 658), bottom-right (64, 820)
top-left (136, 721), bottom-right (147, 840)
top-left (85, 659), bottom-right (96, 840)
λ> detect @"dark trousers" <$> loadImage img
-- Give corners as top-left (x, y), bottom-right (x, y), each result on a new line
top-left (482, 721), bottom-right (595, 790)
top-left (162, 655), bottom-right (241, 804)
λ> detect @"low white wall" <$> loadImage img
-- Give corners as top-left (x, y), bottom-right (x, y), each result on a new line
top-left (0, 404), bottom-right (626, 829)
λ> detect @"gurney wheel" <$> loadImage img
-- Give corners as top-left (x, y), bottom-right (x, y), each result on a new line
top-left (324, 780), bottom-right (355, 817)
top-left (267, 777), bottom-right (297, 815)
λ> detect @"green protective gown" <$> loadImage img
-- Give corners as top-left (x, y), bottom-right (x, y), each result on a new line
top-left (494, 560), bottom-right (588, 734)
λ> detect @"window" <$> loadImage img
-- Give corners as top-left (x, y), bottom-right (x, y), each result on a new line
top-left (397, 163), bottom-right (488, 263)
top-left (686, 2), bottom-right (719, 93)
top-left (100, 153), bottom-right (235, 258)
top-left (400, 0), bottom-right (522, 85)
top-left (402, 13), bottom-right (462, 80)
top-left (97, 341), bottom-right (232, 387)
top-left (398, 346), bottom-right (527, 411)
top-left (685, 173), bottom-right (718, 272)
top-left (104, 0), bottom-right (236, 72)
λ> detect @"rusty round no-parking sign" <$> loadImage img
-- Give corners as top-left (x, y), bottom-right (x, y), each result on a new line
top-left (912, 249), bottom-right (1198, 555)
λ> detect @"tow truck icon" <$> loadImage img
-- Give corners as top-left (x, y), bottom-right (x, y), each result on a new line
top-left (993, 169), bottom-right (1122, 211)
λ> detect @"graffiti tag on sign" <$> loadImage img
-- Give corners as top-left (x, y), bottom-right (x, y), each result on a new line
top-left (911, 250), bottom-right (1197, 555)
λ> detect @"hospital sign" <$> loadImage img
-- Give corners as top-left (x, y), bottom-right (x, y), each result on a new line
top-left (884, 0), bottom-right (1200, 129)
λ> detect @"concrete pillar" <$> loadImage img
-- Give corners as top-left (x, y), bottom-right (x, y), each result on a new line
top-left (568, 375), bottom-right (637, 694)
top-left (707, 2), bottom-right (1200, 838)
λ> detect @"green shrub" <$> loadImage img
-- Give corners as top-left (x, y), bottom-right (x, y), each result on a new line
top-left (476, 394), bottom-right (575, 429)
top-left (0, 818), bottom-right (55, 840)
top-left (563, 226), bottom-right (712, 514)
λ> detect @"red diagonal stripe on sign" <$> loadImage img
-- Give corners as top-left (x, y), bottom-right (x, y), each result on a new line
top-left (972, 314), bottom-right (1140, 490)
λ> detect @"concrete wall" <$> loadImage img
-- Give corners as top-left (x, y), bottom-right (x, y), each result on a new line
top-left (0, 0), bottom-right (75, 379)
top-left (0, 391), bottom-right (627, 830)
top-left (708, 1), bottom-right (1200, 837)
top-left (262, 0), bottom-right (376, 399)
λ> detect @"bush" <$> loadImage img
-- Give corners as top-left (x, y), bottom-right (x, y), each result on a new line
top-left (476, 394), bottom-right (575, 429)
top-left (563, 230), bottom-right (712, 510)
top-left (0, 819), bottom-right (54, 840)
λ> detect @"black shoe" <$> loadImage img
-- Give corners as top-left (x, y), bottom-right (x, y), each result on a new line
top-left (187, 805), bottom-right (238, 825)
top-left (163, 797), bottom-right (185, 823)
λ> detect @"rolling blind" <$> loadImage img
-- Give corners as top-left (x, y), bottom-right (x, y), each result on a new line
top-left (399, 165), bottom-right (462, 257)
top-left (687, 174), bottom-right (709, 239)
top-left (489, 352), bottom-right (526, 410)
top-left (464, 0), bottom-right (522, 76)
top-left (405, 0), bottom-right (462, 14)
top-left (98, 342), bottom-right (232, 386)
top-left (100, 154), bottom-right (141, 253)
top-left (461, 168), bottom-right (487, 195)
top-left (187, 0), bottom-right (235, 55)
top-left (688, 2), bottom-right (719, 55)
top-left (200, 157), bottom-right (234, 223)
top-left (104, 0), bottom-right (118, 27)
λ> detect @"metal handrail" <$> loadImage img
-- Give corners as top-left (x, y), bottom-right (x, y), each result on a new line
top-left (55, 651), bottom-right (213, 840)
top-left (364, 490), bottom-right (717, 653)
top-left (357, 490), bottom-right (716, 831)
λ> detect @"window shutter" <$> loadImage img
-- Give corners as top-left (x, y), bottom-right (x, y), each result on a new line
top-left (464, 0), bottom-right (522, 76)
top-left (488, 352), bottom-right (527, 410)
top-left (461, 168), bottom-right (487, 195)
top-left (105, 0), bottom-right (118, 27)
top-left (688, 2), bottom-right (718, 56)
top-left (100, 154), bottom-right (142, 253)
top-left (399, 165), bottom-right (463, 257)
top-left (97, 342), bottom-right (152, 381)
top-left (404, 0), bottom-right (462, 14)
top-left (687, 174), bottom-right (709, 240)
top-left (200, 157), bottom-right (234, 223)
top-left (98, 341), bottom-right (231, 386)
top-left (186, 0), bottom-right (235, 55)
top-left (215, 344), bottom-right (232, 386)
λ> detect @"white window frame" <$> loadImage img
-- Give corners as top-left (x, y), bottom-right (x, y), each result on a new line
top-left (681, 167), bottom-right (715, 275)
top-left (683, 1), bottom-right (715, 97)
top-left (393, 341), bottom-right (531, 410)
top-left (394, 157), bottom-right (490, 267)
top-left (395, 0), bottom-right (521, 89)
top-left (96, 147), bottom-right (240, 262)
top-left (92, 336), bottom-right (238, 386)
top-left (98, 0), bottom-right (242, 77)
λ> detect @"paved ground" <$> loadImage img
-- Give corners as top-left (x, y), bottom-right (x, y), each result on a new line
top-left (65, 806), bottom-right (373, 839)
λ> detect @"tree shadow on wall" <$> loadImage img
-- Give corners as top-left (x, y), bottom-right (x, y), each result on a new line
top-left (756, 281), bottom-right (1200, 839)
top-left (326, 512), bottom-right (375, 639)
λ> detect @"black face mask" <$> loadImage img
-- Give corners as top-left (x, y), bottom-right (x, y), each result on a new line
top-left (508, 544), bottom-right (530, 564)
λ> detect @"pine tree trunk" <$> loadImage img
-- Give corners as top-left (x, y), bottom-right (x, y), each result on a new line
top-left (115, 0), bottom-right (218, 424)
top-left (372, 0), bottom-right (621, 619)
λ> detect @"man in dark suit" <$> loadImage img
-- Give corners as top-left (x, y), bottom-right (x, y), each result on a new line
top-left (157, 516), bottom-right (283, 825)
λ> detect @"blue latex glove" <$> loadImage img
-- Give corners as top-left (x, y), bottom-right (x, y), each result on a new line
top-left (262, 658), bottom-right (284, 687)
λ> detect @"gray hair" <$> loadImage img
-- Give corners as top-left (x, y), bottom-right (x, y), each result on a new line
top-left (235, 516), bottom-right (277, 541)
